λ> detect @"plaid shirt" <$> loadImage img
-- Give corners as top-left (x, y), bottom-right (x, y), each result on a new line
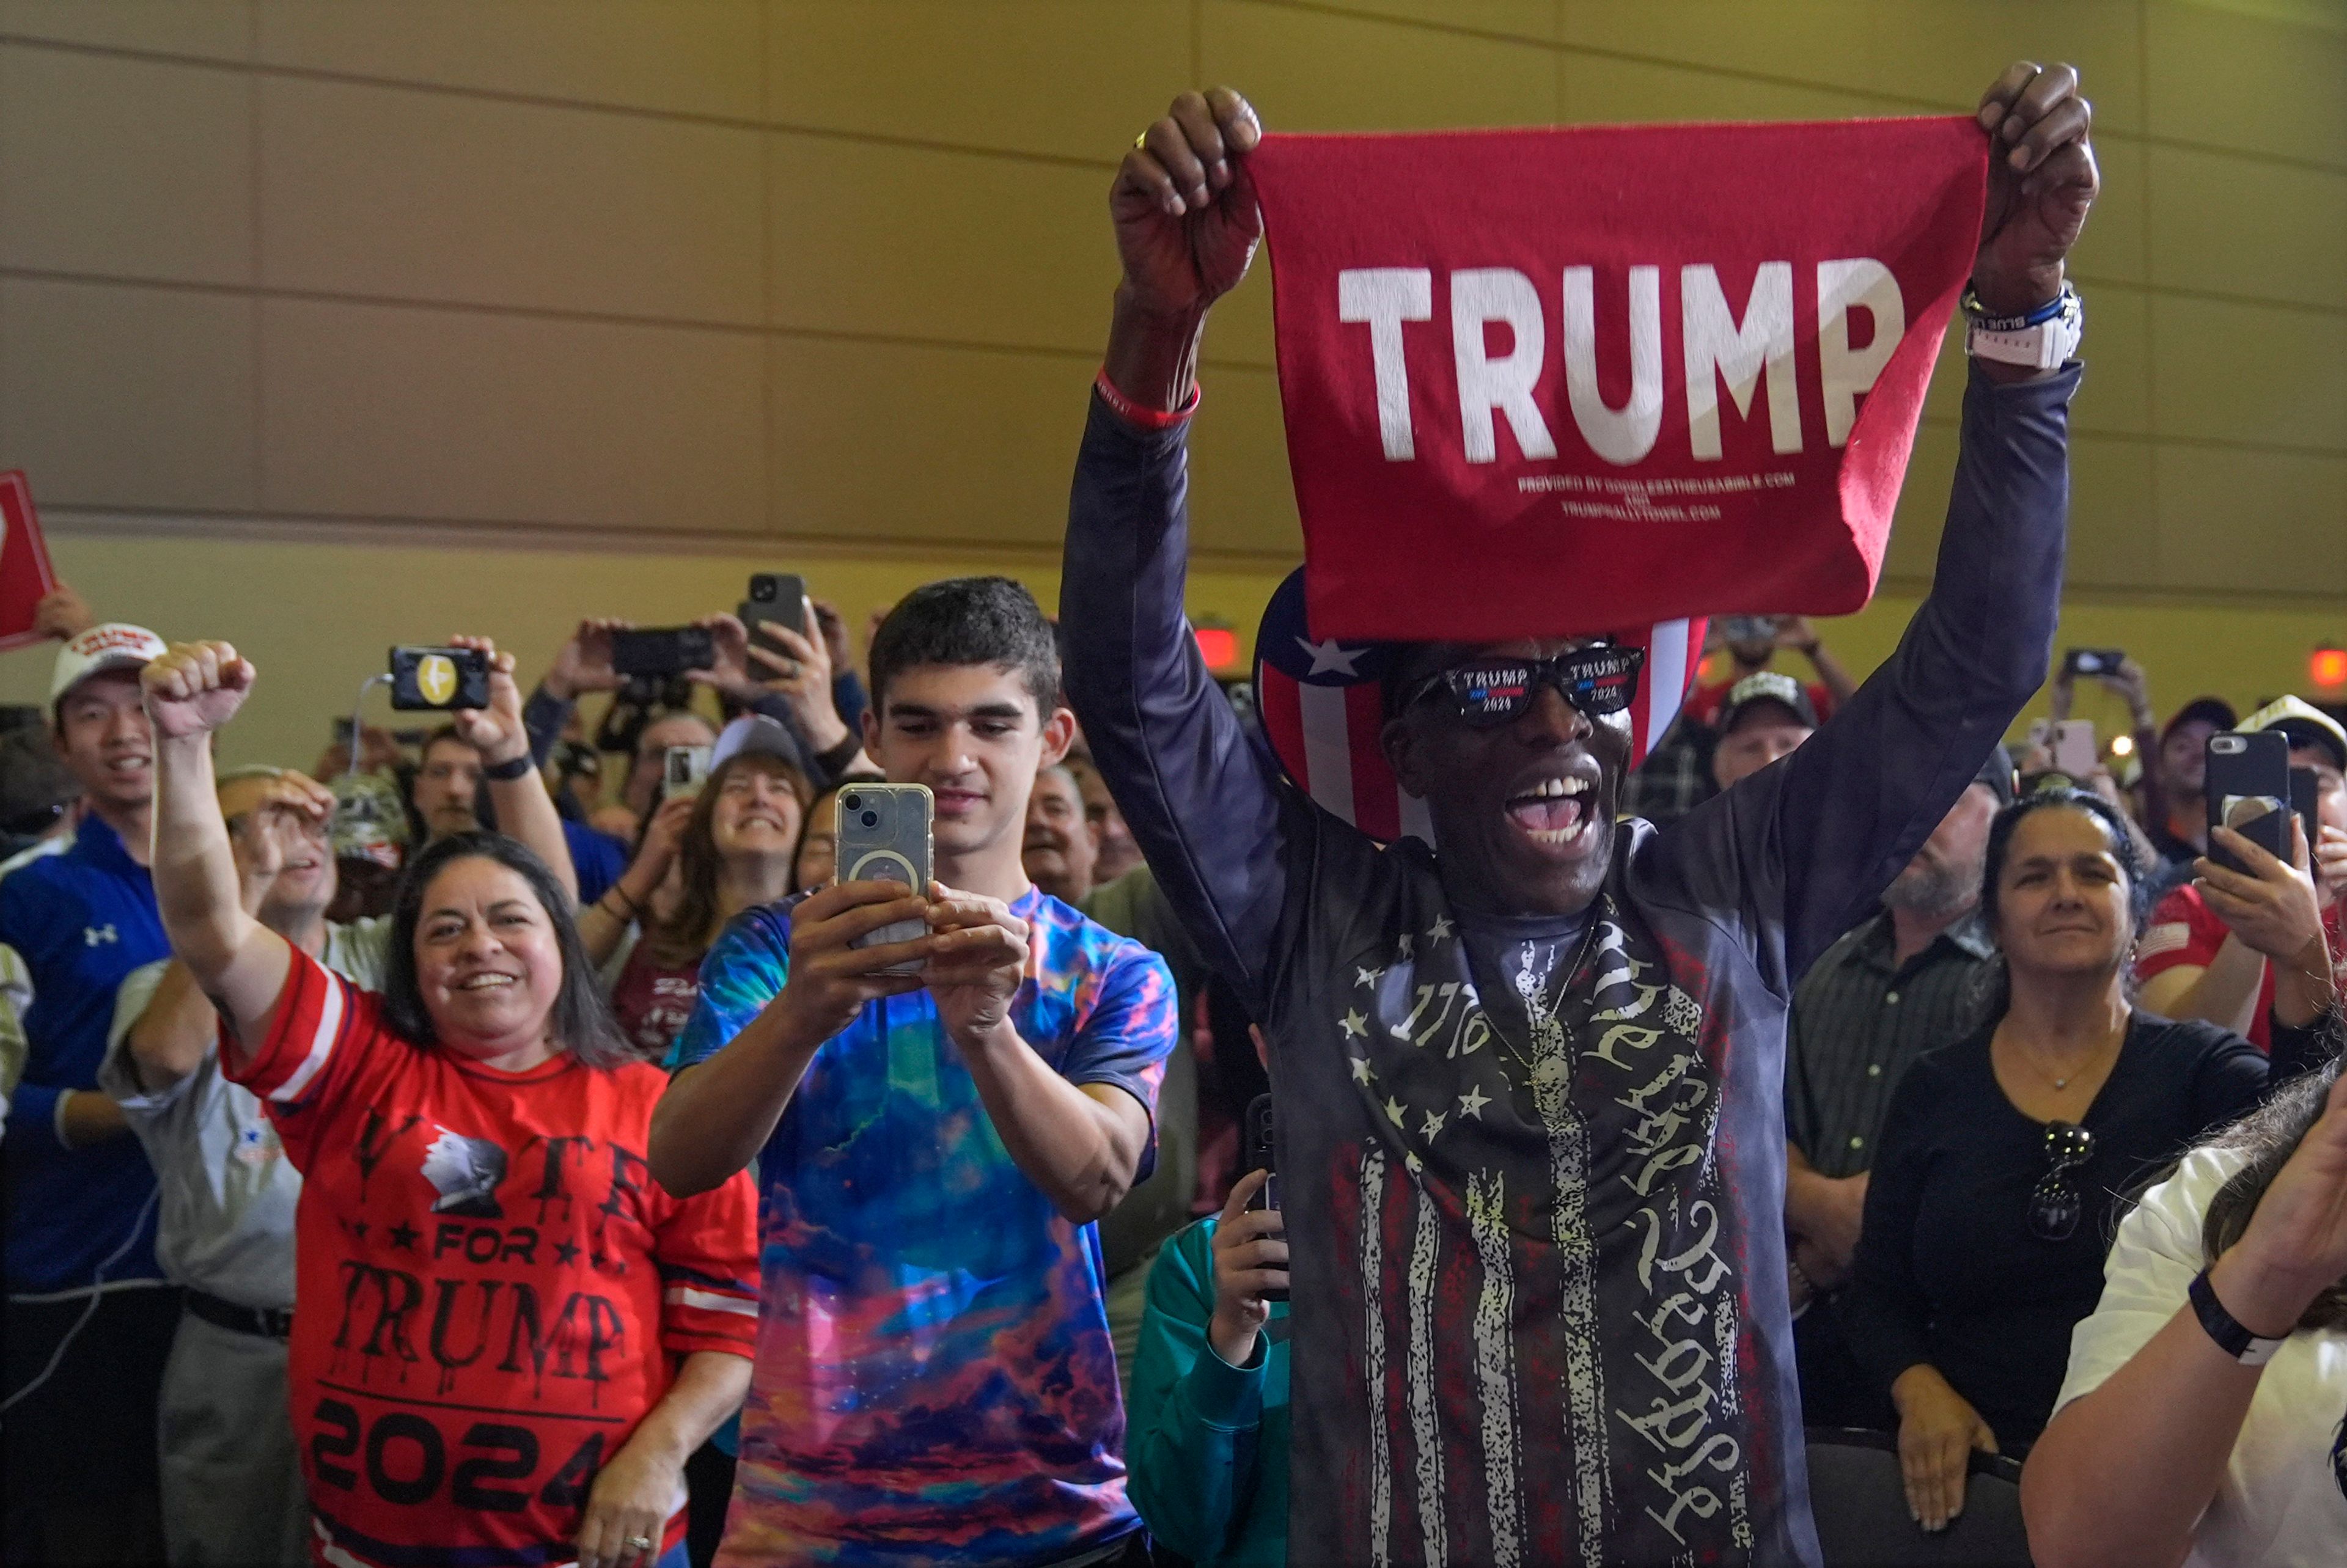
top-left (1785, 909), bottom-right (1999, 1179)
top-left (1620, 714), bottom-right (1716, 826)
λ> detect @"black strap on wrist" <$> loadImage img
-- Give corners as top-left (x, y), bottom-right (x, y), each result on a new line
top-left (2189, 1268), bottom-right (2286, 1366)
top-left (481, 752), bottom-right (535, 782)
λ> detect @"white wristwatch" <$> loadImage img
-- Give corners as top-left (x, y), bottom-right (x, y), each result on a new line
top-left (1964, 285), bottom-right (2084, 370)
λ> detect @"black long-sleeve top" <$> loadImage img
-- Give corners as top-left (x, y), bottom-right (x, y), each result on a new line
top-left (1842, 1009), bottom-right (2291, 1447)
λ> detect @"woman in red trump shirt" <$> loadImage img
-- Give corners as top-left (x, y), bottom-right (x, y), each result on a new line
top-left (142, 639), bottom-right (757, 1568)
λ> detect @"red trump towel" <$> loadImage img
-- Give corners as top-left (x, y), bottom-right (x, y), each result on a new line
top-left (0, 473), bottom-right (59, 653)
top-left (1249, 117), bottom-right (1988, 642)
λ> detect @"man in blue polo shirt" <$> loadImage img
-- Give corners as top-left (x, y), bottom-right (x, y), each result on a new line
top-left (0, 623), bottom-right (178, 1566)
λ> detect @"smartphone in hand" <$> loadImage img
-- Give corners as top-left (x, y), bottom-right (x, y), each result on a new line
top-left (740, 573), bottom-right (809, 657)
top-left (610, 626), bottom-right (716, 678)
top-left (2206, 730), bottom-right (2291, 875)
top-left (664, 745), bottom-right (711, 800)
top-left (1241, 1092), bottom-right (1287, 1303)
top-left (2062, 647), bottom-right (2127, 680)
top-left (835, 783), bottom-right (933, 974)
top-left (2050, 719), bottom-right (2098, 778)
top-left (388, 646), bottom-right (490, 711)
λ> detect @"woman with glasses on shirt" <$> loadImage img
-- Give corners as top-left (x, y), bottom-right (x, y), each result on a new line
top-left (1842, 786), bottom-right (2312, 1538)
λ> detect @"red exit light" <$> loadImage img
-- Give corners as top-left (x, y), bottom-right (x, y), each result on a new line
top-left (2313, 645), bottom-right (2347, 689)
top-left (1194, 626), bottom-right (1240, 671)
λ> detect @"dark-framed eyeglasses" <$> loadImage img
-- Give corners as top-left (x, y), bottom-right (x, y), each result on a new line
top-left (2027, 1120), bottom-right (2096, 1242)
top-left (1404, 645), bottom-right (1647, 731)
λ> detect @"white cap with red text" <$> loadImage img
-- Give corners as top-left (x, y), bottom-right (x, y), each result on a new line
top-left (50, 623), bottom-right (168, 704)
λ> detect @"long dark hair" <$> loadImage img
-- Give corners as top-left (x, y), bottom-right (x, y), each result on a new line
top-left (381, 830), bottom-right (633, 1069)
top-left (641, 752), bottom-right (810, 969)
top-left (2201, 1042), bottom-right (2347, 1332)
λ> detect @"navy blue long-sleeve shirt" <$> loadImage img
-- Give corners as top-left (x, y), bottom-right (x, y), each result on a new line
top-left (1062, 361), bottom-right (2076, 1567)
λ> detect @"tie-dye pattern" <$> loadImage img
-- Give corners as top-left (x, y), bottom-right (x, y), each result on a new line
top-left (670, 888), bottom-right (1176, 1567)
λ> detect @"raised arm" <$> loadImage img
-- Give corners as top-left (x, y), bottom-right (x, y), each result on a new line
top-left (1673, 65), bottom-right (2098, 979)
top-left (445, 635), bottom-right (580, 904)
top-left (1061, 88), bottom-right (1296, 1013)
top-left (143, 643), bottom-right (327, 1053)
top-left (2024, 1073), bottom-right (2347, 1568)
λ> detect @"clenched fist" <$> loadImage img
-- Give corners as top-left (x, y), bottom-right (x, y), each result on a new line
top-left (142, 640), bottom-right (256, 739)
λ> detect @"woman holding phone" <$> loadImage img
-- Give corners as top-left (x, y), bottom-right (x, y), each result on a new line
top-left (142, 639), bottom-right (760, 1568)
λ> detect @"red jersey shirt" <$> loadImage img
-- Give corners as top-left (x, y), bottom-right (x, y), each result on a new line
top-left (608, 942), bottom-right (704, 1064)
top-left (226, 947), bottom-right (757, 1568)
top-left (2137, 882), bottom-right (2346, 1051)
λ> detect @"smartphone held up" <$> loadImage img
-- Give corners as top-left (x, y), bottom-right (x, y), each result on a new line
top-left (387, 646), bottom-right (490, 711)
top-left (836, 783), bottom-right (933, 973)
top-left (2206, 730), bottom-right (2291, 875)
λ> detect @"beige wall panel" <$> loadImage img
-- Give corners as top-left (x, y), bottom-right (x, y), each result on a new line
top-left (1561, 1), bottom-right (2140, 128)
top-left (2154, 444), bottom-right (2347, 595)
top-left (1203, 1), bottom-right (1558, 132)
top-left (770, 335), bottom-right (1089, 546)
top-left (2063, 433), bottom-right (2158, 590)
top-left (1884, 427), bottom-right (2157, 592)
top-left (0, 46), bottom-right (252, 284)
top-left (2064, 132), bottom-right (2145, 288)
top-left (255, 1), bottom-right (762, 120)
top-left (1559, 53), bottom-right (1880, 125)
top-left (0, 1), bottom-right (248, 60)
top-left (260, 300), bottom-right (765, 531)
top-left (9, 528), bottom-right (1298, 770)
top-left (1556, 51), bottom-right (2145, 291)
top-left (260, 79), bottom-right (764, 323)
top-left (1185, 364), bottom-right (1302, 559)
top-left (2151, 295), bottom-right (2347, 453)
top-left (2144, 1), bottom-right (2347, 169)
top-left (1561, 2), bottom-right (1887, 100)
top-left (766, 1), bottom-right (1189, 162)
top-left (0, 279), bottom-right (255, 510)
top-left (767, 136), bottom-right (1117, 353)
top-left (2148, 147), bottom-right (2347, 311)
top-left (1288, 0), bottom-right (1557, 44)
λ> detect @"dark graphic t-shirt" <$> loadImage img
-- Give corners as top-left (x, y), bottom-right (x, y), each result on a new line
top-left (1062, 361), bottom-right (2079, 1566)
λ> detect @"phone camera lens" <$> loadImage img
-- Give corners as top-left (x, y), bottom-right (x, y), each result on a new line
top-left (860, 810), bottom-right (880, 828)
top-left (842, 794), bottom-right (859, 810)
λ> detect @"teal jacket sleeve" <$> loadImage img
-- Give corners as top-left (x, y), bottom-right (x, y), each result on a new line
top-left (1127, 1219), bottom-right (1266, 1564)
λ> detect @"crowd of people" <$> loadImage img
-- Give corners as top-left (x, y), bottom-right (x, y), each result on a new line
top-left (1, 60), bottom-right (2343, 1568)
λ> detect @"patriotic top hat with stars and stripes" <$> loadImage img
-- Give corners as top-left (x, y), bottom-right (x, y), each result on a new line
top-left (1252, 568), bottom-right (1706, 846)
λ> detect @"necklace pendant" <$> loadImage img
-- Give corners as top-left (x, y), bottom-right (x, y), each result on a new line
top-left (2052, 1075), bottom-right (2070, 1090)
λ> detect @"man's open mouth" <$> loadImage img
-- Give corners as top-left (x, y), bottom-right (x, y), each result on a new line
top-left (1505, 776), bottom-right (1593, 846)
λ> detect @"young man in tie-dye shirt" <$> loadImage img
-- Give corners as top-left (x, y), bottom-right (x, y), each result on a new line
top-left (651, 577), bottom-right (1177, 1568)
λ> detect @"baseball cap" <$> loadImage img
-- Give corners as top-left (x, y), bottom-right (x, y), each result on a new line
top-left (1716, 671), bottom-right (1818, 735)
top-left (2241, 695), bottom-right (2347, 773)
top-left (1973, 743), bottom-right (2016, 807)
top-left (2160, 696), bottom-right (2237, 744)
top-left (49, 623), bottom-right (167, 706)
top-left (709, 714), bottom-right (807, 775)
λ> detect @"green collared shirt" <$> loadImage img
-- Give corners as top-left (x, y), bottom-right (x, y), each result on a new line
top-left (1785, 909), bottom-right (1998, 1179)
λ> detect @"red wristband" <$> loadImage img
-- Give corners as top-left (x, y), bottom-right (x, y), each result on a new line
top-left (1094, 368), bottom-right (1199, 430)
